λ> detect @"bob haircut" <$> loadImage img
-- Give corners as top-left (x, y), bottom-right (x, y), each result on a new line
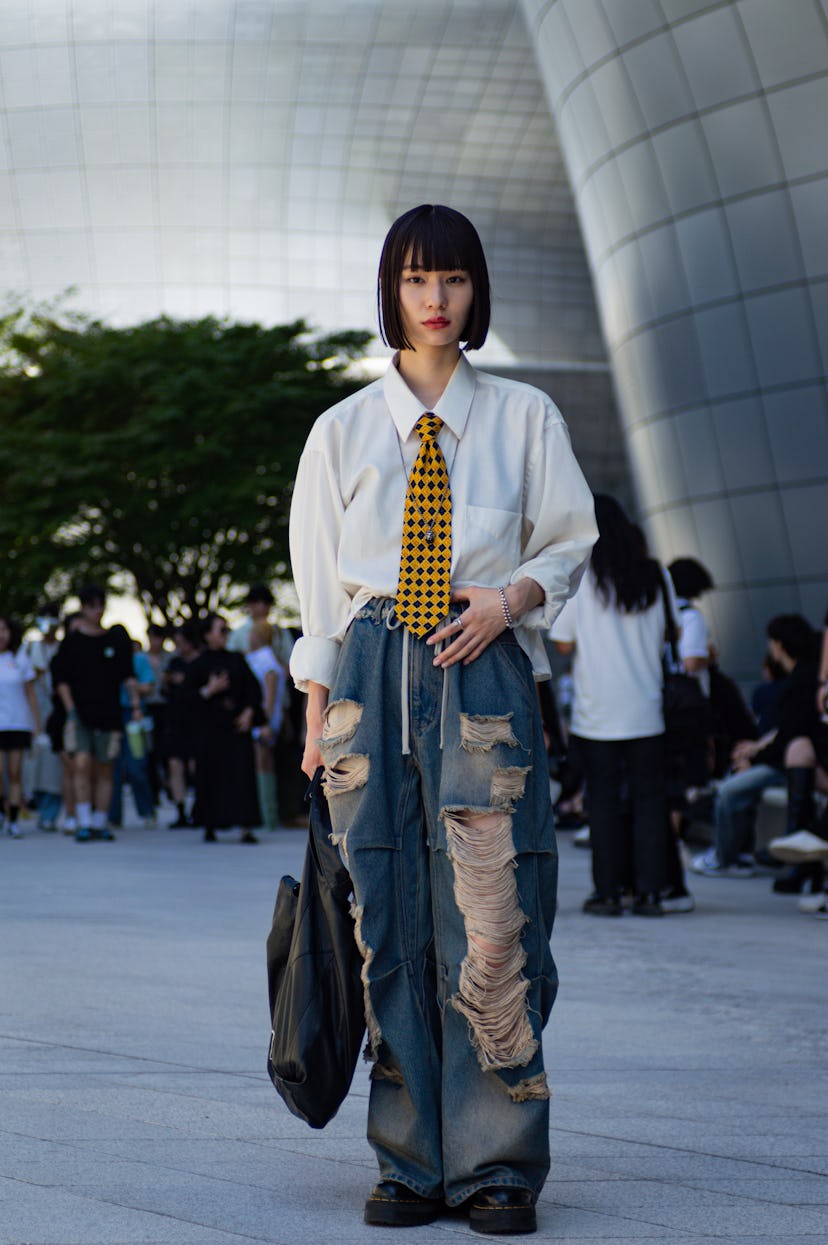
top-left (668, 557), bottom-right (714, 600)
top-left (378, 204), bottom-right (490, 351)
top-left (766, 614), bottom-right (817, 663)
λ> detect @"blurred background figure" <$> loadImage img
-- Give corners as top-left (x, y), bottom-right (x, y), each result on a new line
top-left (184, 613), bottom-right (262, 844)
top-left (0, 613), bottom-right (42, 837)
top-left (27, 608), bottom-right (64, 831)
top-left (553, 494), bottom-right (692, 916)
top-left (108, 639), bottom-right (157, 830)
top-left (144, 624), bottom-right (172, 806)
top-left (227, 584), bottom-right (274, 654)
top-left (164, 621), bottom-right (202, 829)
top-left (52, 586), bottom-right (140, 842)
top-left (245, 620), bottom-right (287, 832)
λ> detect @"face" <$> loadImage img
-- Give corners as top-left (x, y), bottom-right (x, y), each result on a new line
top-left (0, 619), bottom-right (9, 652)
top-left (398, 257), bottom-right (473, 352)
top-left (206, 617), bottom-right (230, 650)
top-left (81, 599), bottom-right (105, 626)
top-left (148, 633), bottom-right (164, 653)
top-left (248, 600), bottom-right (270, 621)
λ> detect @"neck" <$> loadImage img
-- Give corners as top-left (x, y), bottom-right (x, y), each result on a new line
top-left (396, 345), bottom-right (461, 411)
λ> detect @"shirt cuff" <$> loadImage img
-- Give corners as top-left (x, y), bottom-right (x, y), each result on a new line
top-left (509, 567), bottom-right (568, 631)
top-left (289, 635), bottom-right (341, 693)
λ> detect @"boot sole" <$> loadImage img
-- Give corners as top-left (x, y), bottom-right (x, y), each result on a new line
top-left (364, 1194), bottom-right (442, 1227)
top-left (469, 1205), bottom-right (537, 1234)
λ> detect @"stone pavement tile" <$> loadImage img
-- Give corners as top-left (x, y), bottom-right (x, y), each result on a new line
top-left (552, 1178), bottom-right (828, 1237)
top-left (678, 1175), bottom-right (828, 1205)
top-left (0, 1177), bottom-right (266, 1245)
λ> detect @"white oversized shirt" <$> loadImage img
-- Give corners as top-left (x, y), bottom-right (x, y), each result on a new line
top-left (289, 353), bottom-right (597, 691)
top-left (552, 567), bottom-right (679, 740)
top-left (0, 649), bottom-right (36, 732)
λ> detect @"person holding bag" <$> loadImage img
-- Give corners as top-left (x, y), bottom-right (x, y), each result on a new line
top-left (288, 204), bottom-right (596, 1235)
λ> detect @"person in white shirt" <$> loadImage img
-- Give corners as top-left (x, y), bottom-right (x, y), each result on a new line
top-left (289, 204), bottom-right (596, 1234)
top-left (552, 494), bottom-right (689, 916)
top-left (245, 620), bottom-right (286, 831)
top-left (0, 614), bottom-right (42, 837)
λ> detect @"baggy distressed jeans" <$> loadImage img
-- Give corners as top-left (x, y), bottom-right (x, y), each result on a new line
top-left (318, 600), bottom-right (557, 1205)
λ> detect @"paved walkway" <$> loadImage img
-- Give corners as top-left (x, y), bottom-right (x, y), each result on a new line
top-left (1, 813), bottom-right (825, 1244)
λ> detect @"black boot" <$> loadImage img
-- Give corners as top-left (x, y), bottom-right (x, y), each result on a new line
top-left (785, 767), bottom-right (815, 834)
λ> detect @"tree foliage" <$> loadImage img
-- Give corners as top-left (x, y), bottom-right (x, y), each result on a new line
top-left (0, 310), bottom-right (371, 623)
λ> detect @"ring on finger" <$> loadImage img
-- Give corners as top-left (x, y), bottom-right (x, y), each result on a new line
top-left (455, 616), bottom-right (464, 630)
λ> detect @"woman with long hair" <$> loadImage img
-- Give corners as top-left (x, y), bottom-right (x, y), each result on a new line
top-left (289, 204), bottom-right (596, 1234)
top-left (0, 613), bottom-right (42, 837)
top-left (553, 494), bottom-right (684, 916)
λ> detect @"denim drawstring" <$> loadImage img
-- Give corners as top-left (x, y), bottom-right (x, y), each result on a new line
top-left (381, 600), bottom-right (453, 757)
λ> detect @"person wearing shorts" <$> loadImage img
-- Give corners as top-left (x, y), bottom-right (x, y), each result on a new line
top-left (52, 586), bottom-right (140, 841)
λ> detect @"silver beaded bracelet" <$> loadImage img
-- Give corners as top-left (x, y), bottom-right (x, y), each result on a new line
top-left (498, 586), bottom-right (515, 630)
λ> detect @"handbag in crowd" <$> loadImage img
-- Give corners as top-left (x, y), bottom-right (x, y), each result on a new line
top-left (658, 569), bottom-right (712, 750)
top-left (266, 768), bottom-right (365, 1129)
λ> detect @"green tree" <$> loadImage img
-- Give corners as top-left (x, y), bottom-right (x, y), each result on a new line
top-left (0, 311), bottom-right (371, 623)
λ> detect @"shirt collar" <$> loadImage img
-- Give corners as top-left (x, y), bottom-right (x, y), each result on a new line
top-left (382, 352), bottom-right (476, 442)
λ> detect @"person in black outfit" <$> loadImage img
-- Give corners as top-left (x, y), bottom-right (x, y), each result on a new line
top-left (184, 613), bottom-right (262, 843)
top-left (52, 587), bottom-right (140, 842)
top-left (164, 621), bottom-right (202, 828)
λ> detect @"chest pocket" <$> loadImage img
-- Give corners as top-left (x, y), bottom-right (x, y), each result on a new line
top-left (459, 505), bottom-right (521, 580)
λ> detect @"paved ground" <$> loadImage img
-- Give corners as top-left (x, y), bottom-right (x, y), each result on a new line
top-left (1, 809), bottom-right (826, 1245)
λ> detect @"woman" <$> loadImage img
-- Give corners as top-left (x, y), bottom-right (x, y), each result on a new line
top-left (552, 494), bottom-right (680, 917)
top-left (289, 205), bottom-right (596, 1234)
top-left (183, 613), bottom-right (262, 843)
top-left (0, 614), bottom-right (42, 837)
top-left (245, 620), bottom-right (286, 832)
top-left (164, 621), bottom-right (201, 828)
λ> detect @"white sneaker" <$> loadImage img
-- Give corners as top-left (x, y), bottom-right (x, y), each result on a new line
top-left (689, 848), bottom-right (755, 878)
top-left (573, 826), bottom-right (591, 849)
top-left (798, 891), bottom-right (828, 914)
top-left (768, 830), bottom-right (828, 864)
top-left (6, 822), bottom-right (22, 838)
top-left (660, 887), bottom-right (696, 913)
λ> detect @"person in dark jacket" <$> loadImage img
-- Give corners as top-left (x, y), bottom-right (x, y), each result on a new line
top-left (184, 613), bottom-right (262, 843)
top-left (690, 614), bottom-right (819, 886)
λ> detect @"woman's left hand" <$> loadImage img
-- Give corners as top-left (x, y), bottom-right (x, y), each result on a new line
top-left (427, 586), bottom-right (505, 668)
top-left (427, 581), bottom-right (543, 668)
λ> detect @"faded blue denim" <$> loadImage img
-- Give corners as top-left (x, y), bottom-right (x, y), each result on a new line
top-left (319, 599), bottom-right (557, 1205)
top-left (715, 763), bottom-right (784, 864)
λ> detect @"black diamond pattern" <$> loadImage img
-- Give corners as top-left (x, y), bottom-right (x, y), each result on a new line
top-left (396, 414), bottom-right (451, 636)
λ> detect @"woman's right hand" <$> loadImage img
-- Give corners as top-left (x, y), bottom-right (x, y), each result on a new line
top-left (301, 681), bottom-right (329, 779)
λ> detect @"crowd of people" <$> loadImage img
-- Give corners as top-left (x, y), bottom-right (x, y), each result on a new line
top-left (1, 526), bottom-right (826, 924)
top-left (548, 494), bottom-right (828, 922)
top-left (0, 584), bottom-right (302, 845)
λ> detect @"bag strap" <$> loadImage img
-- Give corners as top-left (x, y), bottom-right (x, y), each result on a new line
top-left (306, 767), bottom-right (353, 900)
top-left (657, 566), bottom-right (682, 668)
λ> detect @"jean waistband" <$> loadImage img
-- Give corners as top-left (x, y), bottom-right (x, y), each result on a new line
top-left (353, 597), bottom-right (461, 755)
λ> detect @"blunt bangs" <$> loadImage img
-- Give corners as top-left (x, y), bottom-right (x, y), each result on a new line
top-left (378, 204), bottom-right (490, 351)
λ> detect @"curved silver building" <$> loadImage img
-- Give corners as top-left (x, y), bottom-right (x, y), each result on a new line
top-left (522, 0), bottom-right (828, 671)
top-left (1, 0), bottom-right (826, 676)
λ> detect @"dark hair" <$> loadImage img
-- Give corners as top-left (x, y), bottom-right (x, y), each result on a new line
top-left (174, 620), bottom-right (201, 650)
top-left (246, 584), bottom-right (274, 606)
top-left (766, 614), bottom-right (818, 662)
top-left (590, 493), bottom-right (661, 614)
top-left (0, 614), bottom-right (23, 653)
top-left (147, 624), bottom-right (167, 639)
top-left (378, 204), bottom-right (490, 351)
top-left (79, 584), bottom-right (106, 608)
top-left (669, 557), bottom-right (714, 599)
top-left (198, 612), bottom-right (226, 643)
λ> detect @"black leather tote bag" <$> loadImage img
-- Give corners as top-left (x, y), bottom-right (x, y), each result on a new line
top-left (266, 768), bottom-right (365, 1128)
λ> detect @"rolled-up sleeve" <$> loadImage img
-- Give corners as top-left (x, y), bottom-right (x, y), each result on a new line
top-left (289, 442), bottom-right (351, 692)
top-left (511, 411), bottom-right (597, 631)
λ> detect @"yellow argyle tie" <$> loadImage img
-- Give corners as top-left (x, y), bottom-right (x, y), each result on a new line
top-left (395, 414), bottom-right (452, 637)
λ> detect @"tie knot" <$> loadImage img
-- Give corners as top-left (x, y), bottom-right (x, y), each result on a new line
top-left (417, 413), bottom-right (442, 443)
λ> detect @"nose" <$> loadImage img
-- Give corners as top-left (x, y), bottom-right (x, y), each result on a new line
top-left (425, 278), bottom-right (447, 309)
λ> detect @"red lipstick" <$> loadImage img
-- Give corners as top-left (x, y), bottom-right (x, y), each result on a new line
top-left (423, 317), bottom-right (450, 328)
